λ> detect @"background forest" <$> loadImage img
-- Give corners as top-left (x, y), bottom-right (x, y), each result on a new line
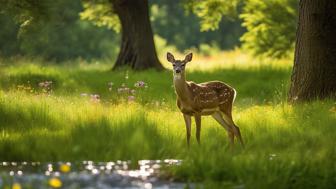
top-left (0, 0), bottom-right (296, 61)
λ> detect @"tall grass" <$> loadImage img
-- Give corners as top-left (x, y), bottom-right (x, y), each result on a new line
top-left (0, 52), bottom-right (335, 188)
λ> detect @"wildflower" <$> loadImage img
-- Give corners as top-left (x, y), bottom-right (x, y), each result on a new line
top-left (117, 88), bottom-right (123, 93)
top-left (38, 81), bottom-right (52, 88)
top-left (108, 82), bottom-right (114, 87)
top-left (59, 163), bottom-right (71, 173)
top-left (117, 87), bottom-right (130, 93)
top-left (12, 183), bottom-right (22, 189)
top-left (123, 87), bottom-right (130, 93)
top-left (128, 96), bottom-right (136, 102)
top-left (125, 71), bottom-right (129, 80)
top-left (108, 82), bottom-right (114, 91)
top-left (269, 154), bottom-right (277, 160)
top-left (38, 82), bottom-right (45, 87)
top-left (48, 177), bottom-right (62, 188)
top-left (134, 81), bottom-right (146, 88)
top-left (38, 81), bottom-right (53, 94)
top-left (90, 94), bottom-right (100, 102)
top-left (131, 89), bottom-right (136, 94)
top-left (17, 85), bottom-right (24, 89)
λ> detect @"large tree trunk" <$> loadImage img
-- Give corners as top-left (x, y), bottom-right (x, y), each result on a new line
top-left (111, 0), bottom-right (163, 70)
top-left (289, 0), bottom-right (336, 102)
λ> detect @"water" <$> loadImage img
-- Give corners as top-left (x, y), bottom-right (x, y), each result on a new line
top-left (0, 160), bottom-right (191, 189)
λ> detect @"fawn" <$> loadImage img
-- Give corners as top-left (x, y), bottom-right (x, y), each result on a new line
top-left (167, 52), bottom-right (244, 148)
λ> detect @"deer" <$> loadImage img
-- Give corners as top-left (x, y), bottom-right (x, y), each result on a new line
top-left (167, 52), bottom-right (244, 148)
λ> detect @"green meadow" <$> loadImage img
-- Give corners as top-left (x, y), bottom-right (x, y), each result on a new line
top-left (0, 52), bottom-right (335, 188)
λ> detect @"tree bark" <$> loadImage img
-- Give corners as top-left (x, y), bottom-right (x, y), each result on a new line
top-left (289, 0), bottom-right (336, 102)
top-left (111, 0), bottom-right (163, 70)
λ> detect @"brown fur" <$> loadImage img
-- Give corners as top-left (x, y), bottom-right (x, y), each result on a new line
top-left (167, 52), bottom-right (244, 147)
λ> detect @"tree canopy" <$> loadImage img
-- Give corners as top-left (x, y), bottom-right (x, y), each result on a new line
top-left (185, 0), bottom-right (298, 58)
top-left (79, 0), bottom-right (299, 58)
top-left (0, 0), bottom-right (298, 60)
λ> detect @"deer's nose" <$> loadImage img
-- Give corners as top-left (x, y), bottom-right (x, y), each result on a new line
top-left (175, 70), bottom-right (181, 73)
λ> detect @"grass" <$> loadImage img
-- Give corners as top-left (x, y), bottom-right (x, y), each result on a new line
top-left (0, 52), bottom-right (335, 188)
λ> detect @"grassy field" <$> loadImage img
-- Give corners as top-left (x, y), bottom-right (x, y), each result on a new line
top-left (0, 51), bottom-right (335, 188)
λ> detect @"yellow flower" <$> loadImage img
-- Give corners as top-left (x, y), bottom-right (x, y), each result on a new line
top-left (48, 177), bottom-right (62, 188)
top-left (60, 164), bottom-right (71, 173)
top-left (12, 183), bottom-right (22, 189)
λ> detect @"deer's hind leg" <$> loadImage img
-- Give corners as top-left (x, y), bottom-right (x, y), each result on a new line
top-left (220, 106), bottom-right (244, 147)
top-left (211, 112), bottom-right (234, 148)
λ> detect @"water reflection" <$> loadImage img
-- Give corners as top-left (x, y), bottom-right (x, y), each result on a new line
top-left (0, 160), bottom-right (188, 189)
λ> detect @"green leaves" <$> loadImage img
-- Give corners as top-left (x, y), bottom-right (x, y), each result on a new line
top-left (1, 0), bottom-right (299, 59)
top-left (185, 0), bottom-right (298, 58)
top-left (185, 0), bottom-right (240, 31)
top-left (240, 0), bottom-right (298, 58)
top-left (80, 0), bottom-right (120, 32)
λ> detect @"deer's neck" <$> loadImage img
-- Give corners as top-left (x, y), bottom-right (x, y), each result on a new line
top-left (173, 73), bottom-right (190, 101)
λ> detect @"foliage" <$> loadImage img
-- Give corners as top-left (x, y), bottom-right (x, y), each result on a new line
top-left (0, 0), bottom-right (68, 35)
top-left (185, 0), bottom-right (298, 58)
top-left (184, 0), bottom-right (240, 31)
top-left (240, 0), bottom-right (298, 58)
top-left (0, 0), bottom-right (299, 60)
top-left (80, 0), bottom-right (120, 32)
top-left (0, 14), bottom-right (20, 57)
top-left (0, 0), bottom-right (120, 61)
top-left (150, 0), bottom-right (245, 51)
top-left (0, 0), bottom-right (245, 60)
top-left (0, 55), bottom-right (335, 188)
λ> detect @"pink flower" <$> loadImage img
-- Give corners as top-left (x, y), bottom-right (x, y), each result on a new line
top-left (90, 94), bottom-right (100, 102)
top-left (38, 81), bottom-right (52, 88)
top-left (134, 81), bottom-right (146, 88)
top-left (128, 96), bottom-right (135, 102)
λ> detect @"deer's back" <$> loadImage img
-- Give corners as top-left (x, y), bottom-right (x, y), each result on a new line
top-left (188, 81), bottom-right (236, 111)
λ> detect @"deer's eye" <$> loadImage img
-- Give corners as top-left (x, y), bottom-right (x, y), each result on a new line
top-left (173, 64), bottom-right (176, 67)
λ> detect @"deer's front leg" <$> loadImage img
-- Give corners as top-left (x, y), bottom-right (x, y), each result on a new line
top-left (195, 115), bottom-right (201, 145)
top-left (183, 114), bottom-right (191, 147)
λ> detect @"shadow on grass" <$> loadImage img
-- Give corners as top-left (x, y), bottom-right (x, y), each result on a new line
top-left (0, 114), bottom-right (182, 161)
top-left (0, 99), bottom-right (59, 131)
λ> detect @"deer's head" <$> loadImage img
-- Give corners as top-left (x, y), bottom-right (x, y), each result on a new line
top-left (167, 52), bottom-right (193, 77)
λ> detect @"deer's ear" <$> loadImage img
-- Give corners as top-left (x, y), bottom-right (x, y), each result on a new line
top-left (184, 53), bottom-right (193, 63)
top-left (167, 52), bottom-right (175, 63)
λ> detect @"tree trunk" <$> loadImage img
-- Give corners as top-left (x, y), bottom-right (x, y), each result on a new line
top-left (111, 0), bottom-right (163, 70)
top-left (289, 0), bottom-right (336, 102)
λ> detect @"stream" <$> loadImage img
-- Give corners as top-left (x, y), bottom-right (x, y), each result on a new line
top-left (0, 160), bottom-right (193, 189)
